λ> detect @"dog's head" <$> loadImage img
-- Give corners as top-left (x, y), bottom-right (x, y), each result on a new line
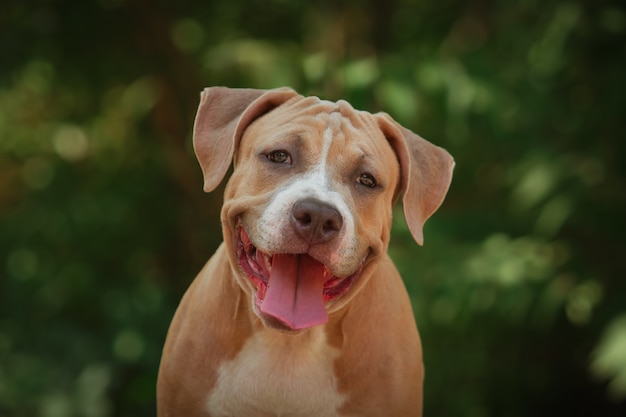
top-left (193, 87), bottom-right (454, 332)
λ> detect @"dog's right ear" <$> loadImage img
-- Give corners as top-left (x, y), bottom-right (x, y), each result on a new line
top-left (193, 86), bottom-right (298, 192)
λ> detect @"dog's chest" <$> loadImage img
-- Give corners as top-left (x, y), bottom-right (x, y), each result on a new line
top-left (206, 328), bottom-right (345, 417)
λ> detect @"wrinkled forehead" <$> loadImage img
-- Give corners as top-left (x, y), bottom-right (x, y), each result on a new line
top-left (245, 95), bottom-right (389, 151)
top-left (274, 96), bottom-right (379, 129)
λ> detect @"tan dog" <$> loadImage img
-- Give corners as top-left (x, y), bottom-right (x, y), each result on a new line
top-left (157, 87), bottom-right (454, 417)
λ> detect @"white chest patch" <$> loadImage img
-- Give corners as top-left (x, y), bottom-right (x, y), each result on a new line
top-left (206, 328), bottom-right (345, 417)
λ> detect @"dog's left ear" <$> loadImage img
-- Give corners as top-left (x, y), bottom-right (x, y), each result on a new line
top-left (193, 86), bottom-right (299, 192)
top-left (377, 114), bottom-right (455, 246)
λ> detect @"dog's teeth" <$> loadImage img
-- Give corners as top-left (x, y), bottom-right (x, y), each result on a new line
top-left (255, 250), bottom-right (264, 268)
top-left (250, 262), bottom-right (262, 275)
top-left (241, 230), bottom-right (252, 251)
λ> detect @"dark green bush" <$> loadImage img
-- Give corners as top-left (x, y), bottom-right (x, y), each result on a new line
top-left (1, 1), bottom-right (625, 416)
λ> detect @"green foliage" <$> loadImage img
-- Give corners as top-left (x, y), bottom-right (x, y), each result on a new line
top-left (1, 0), bottom-right (625, 416)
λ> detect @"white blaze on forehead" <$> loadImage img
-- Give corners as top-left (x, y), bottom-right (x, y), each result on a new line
top-left (309, 111), bottom-right (342, 189)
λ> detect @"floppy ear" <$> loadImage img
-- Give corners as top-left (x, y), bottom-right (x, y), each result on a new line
top-left (192, 86), bottom-right (299, 192)
top-left (377, 114), bottom-right (455, 245)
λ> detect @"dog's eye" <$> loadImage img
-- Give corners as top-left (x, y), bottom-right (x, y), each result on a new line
top-left (357, 173), bottom-right (377, 188)
top-left (266, 150), bottom-right (291, 164)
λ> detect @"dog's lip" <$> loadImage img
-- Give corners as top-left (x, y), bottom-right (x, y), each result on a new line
top-left (234, 222), bottom-right (365, 303)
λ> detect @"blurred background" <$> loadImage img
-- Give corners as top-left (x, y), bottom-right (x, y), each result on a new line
top-left (1, 0), bottom-right (625, 416)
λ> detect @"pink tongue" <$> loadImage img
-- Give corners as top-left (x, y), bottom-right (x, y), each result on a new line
top-left (259, 254), bottom-right (328, 330)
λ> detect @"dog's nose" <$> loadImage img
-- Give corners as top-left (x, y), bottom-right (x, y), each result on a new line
top-left (291, 198), bottom-right (343, 245)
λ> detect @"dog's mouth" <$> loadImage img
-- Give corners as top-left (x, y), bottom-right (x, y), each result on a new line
top-left (235, 223), bottom-right (363, 331)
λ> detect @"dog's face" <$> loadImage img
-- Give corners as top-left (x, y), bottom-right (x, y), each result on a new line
top-left (221, 97), bottom-right (400, 332)
top-left (193, 87), bottom-right (454, 333)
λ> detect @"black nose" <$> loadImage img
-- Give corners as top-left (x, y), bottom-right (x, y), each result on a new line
top-left (291, 198), bottom-right (343, 245)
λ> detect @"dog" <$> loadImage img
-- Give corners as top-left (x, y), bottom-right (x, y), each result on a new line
top-left (157, 86), bottom-right (454, 417)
